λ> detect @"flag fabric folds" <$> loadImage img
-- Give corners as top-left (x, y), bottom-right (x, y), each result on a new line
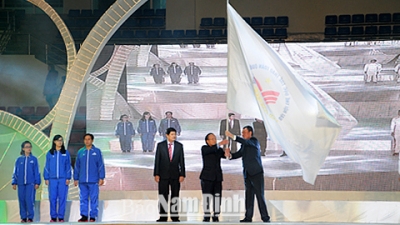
top-left (227, 4), bottom-right (342, 184)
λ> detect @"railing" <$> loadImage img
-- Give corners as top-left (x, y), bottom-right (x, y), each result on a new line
top-left (3, 33), bottom-right (67, 68)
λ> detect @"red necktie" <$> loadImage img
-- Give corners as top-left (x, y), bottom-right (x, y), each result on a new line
top-left (168, 143), bottom-right (172, 162)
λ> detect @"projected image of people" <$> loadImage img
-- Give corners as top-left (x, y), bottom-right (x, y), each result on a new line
top-left (87, 42), bottom-right (400, 192)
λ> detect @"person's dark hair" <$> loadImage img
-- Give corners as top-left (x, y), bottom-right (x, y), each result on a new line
top-left (141, 111), bottom-right (153, 121)
top-left (50, 135), bottom-right (66, 155)
top-left (166, 127), bottom-right (176, 135)
top-left (83, 133), bottom-right (94, 140)
top-left (243, 125), bottom-right (253, 136)
top-left (228, 113), bottom-right (235, 117)
top-left (20, 141), bottom-right (32, 155)
top-left (120, 114), bottom-right (128, 121)
top-left (205, 133), bottom-right (214, 144)
top-left (165, 111), bottom-right (173, 115)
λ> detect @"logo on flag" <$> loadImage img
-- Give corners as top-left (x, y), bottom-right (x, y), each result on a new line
top-left (251, 64), bottom-right (291, 121)
top-left (261, 90), bottom-right (280, 104)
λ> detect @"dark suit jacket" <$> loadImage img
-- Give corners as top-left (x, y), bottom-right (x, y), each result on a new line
top-left (253, 121), bottom-right (267, 140)
top-left (219, 119), bottom-right (241, 137)
top-left (200, 145), bottom-right (225, 181)
top-left (154, 140), bottom-right (186, 179)
top-left (231, 136), bottom-right (264, 177)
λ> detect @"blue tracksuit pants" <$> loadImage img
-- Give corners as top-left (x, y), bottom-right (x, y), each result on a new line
top-left (49, 179), bottom-right (69, 219)
top-left (119, 135), bottom-right (132, 152)
top-left (141, 133), bottom-right (155, 151)
top-left (79, 183), bottom-right (99, 218)
top-left (17, 184), bottom-right (36, 220)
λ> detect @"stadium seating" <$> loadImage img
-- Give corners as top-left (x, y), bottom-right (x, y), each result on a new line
top-left (351, 26), bottom-right (364, 36)
top-left (160, 30), bottom-right (173, 38)
top-left (121, 30), bottom-right (134, 39)
top-left (143, 9), bottom-right (155, 17)
top-left (379, 13), bottom-right (391, 23)
top-left (325, 15), bottom-right (337, 25)
top-left (185, 30), bottom-right (197, 38)
top-left (7, 106), bottom-right (21, 115)
top-left (251, 17), bottom-right (263, 26)
top-left (275, 28), bottom-right (287, 38)
top-left (155, 9), bottom-right (166, 17)
top-left (365, 26), bottom-right (378, 35)
top-left (338, 15), bottom-right (351, 24)
top-left (213, 17), bottom-right (226, 27)
top-left (324, 12), bottom-right (400, 40)
top-left (134, 30), bottom-right (147, 38)
top-left (337, 27), bottom-right (350, 35)
top-left (211, 29), bottom-right (224, 37)
top-left (324, 27), bottom-right (337, 36)
top-left (262, 28), bottom-right (274, 37)
top-left (393, 25), bottom-right (400, 34)
top-left (198, 29), bottom-right (211, 38)
top-left (365, 14), bottom-right (378, 23)
top-left (379, 26), bottom-right (391, 35)
top-left (352, 14), bottom-right (364, 24)
top-left (21, 106), bottom-right (35, 118)
top-left (393, 13), bottom-right (400, 23)
top-left (151, 18), bottom-right (165, 28)
top-left (200, 18), bottom-right (212, 27)
top-left (172, 30), bottom-right (185, 38)
top-left (147, 30), bottom-right (160, 38)
top-left (276, 16), bottom-right (289, 26)
top-left (80, 9), bottom-right (93, 17)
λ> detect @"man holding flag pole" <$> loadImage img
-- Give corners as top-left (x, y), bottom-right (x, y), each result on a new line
top-left (226, 2), bottom-right (341, 187)
top-left (224, 127), bottom-right (270, 223)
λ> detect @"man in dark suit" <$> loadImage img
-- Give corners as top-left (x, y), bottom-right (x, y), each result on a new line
top-left (219, 113), bottom-right (241, 153)
top-left (225, 126), bottom-right (270, 223)
top-left (200, 133), bottom-right (227, 222)
top-left (154, 127), bottom-right (186, 222)
top-left (252, 119), bottom-right (267, 156)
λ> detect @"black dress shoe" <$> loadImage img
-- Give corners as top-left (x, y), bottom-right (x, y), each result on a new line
top-left (156, 218), bottom-right (167, 222)
top-left (212, 216), bottom-right (219, 222)
top-left (240, 218), bottom-right (252, 222)
top-left (203, 217), bottom-right (210, 222)
top-left (262, 216), bottom-right (270, 223)
top-left (172, 219), bottom-right (180, 222)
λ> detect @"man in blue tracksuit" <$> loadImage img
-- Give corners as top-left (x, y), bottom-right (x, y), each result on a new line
top-left (44, 135), bottom-right (72, 222)
top-left (115, 114), bottom-right (135, 153)
top-left (12, 141), bottom-right (41, 223)
top-left (74, 133), bottom-right (105, 222)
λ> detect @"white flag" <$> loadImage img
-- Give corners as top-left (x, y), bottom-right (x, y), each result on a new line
top-left (227, 4), bottom-right (342, 184)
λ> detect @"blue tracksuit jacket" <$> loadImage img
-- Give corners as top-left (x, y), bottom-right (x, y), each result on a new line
top-left (12, 154), bottom-right (41, 186)
top-left (73, 145), bottom-right (105, 183)
top-left (44, 150), bottom-right (72, 180)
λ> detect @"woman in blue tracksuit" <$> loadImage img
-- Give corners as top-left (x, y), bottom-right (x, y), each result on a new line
top-left (137, 111), bottom-right (157, 152)
top-left (115, 114), bottom-right (135, 153)
top-left (12, 141), bottom-right (41, 223)
top-left (44, 135), bottom-right (72, 222)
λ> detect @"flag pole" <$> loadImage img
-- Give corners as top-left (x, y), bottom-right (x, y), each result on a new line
top-left (225, 0), bottom-right (230, 151)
